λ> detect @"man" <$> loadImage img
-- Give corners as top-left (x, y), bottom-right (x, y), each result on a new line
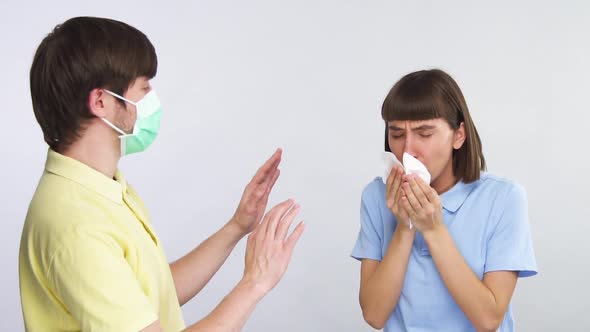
top-left (19, 16), bottom-right (305, 332)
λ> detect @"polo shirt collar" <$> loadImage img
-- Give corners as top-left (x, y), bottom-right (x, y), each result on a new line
top-left (440, 178), bottom-right (476, 213)
top-left (45, 149), bottom-right (125, 204)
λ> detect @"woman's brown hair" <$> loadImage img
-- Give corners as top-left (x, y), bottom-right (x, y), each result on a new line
top-left (381, 69), bottom-right (486, 182)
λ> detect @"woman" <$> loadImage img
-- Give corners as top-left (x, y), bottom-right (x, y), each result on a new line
top-left (352, 69), bottom-right (537, 331)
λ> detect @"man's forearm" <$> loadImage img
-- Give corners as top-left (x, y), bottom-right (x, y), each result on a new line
top-left (170, 219), bottom-right (246, 305)
top-left (184, 278), bottom-right (266, 332)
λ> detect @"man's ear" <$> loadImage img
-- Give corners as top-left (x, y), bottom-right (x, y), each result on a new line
top-left (88, 88), bottom-right (108, 118)
top-left (453, 122), bottom-right (466, 150)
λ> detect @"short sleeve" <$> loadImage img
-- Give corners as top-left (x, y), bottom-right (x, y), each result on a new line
top-left (351, 182), bottom-right (384, 261)
top-left (46, 226), bottom-right (159, 332)
top-left (485, 184), bottom-right (538, 277)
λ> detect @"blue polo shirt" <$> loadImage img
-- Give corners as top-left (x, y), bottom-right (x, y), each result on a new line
top-left (351, 172), bottom-right (537, 332)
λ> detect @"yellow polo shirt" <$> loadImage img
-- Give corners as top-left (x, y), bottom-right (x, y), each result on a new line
top-left (19, 149), bottom-right (185, 332)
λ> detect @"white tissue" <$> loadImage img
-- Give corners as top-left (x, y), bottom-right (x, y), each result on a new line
top-left (382, 151), bottom-right (404, 180)
top-left (402, 153), bottom-right (431, 185)
top-left (381, 152), bottom-right (432, 229)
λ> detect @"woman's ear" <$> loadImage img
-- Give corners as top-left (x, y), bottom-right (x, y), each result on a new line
top-left (453, 122), bottom-right (466, 150)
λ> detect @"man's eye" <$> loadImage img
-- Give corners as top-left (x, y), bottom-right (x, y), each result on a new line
top-left (420, 133), bottom-right (433, 138)
top-left (391, 134), bottom-right (404, 139)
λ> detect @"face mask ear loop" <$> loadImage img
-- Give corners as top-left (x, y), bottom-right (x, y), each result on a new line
top-left (101, 117), bottom-right (127, 136)
top-left (104, 89), bottom-right (137, 105)
top-left (101, 89), bottom-right (136, 136)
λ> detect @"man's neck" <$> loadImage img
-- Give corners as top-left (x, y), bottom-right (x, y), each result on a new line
top-left (62, 124), bottom-right (120, 179)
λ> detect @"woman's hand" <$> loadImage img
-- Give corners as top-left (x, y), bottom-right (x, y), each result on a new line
top-left (400, 174), bottom-right (443, 234)
top-left (385, 166), bottom-right (412, 229)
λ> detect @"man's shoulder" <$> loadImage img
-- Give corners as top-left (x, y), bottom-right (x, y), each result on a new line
top-left (24, 171), bottom-right (116, 247)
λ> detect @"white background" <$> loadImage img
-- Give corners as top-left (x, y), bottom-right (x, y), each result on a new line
top-left (1, 1), bottom-right (589, 331)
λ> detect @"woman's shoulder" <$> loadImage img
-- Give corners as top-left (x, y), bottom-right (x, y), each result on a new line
top-left (475, 172), bottom-right (526, 195)
top-left (471, 172), bottom-right (528, 212)
top-left (361, 177), bottom-right (387, 200)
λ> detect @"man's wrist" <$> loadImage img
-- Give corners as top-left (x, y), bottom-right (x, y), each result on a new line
top-left (237, 276), bottom-right (269, 302)
top-left (225, 217), bottom-right (249, 242)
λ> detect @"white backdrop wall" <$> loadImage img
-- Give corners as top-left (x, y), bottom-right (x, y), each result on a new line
top-left (1, 1), bottom-right (589, 331)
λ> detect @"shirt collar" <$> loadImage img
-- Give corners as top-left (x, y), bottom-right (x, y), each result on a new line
top-left (44, 149), bottom-right (125, 204)
top-left (440, 178), bottom-right (476, 213)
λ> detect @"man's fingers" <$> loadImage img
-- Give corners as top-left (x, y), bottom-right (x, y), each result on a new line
top-left (262, 168), bottom-right (280, 201)
top-left (252, 149), bottom-right (282, 185)
top-left (262, 199), bottom-right (294, 237)
top-left (276, 203), bottom-right (300, 240)
top-left (285, 221), bottom-right (305, 253)
top-left (243, 166), bottom-right (280, 211)
top-left (251, 168), bottom-right (280, 213)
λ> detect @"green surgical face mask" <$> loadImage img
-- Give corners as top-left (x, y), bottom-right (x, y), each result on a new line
top-left (102, 89), bottom-right (162, 156)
